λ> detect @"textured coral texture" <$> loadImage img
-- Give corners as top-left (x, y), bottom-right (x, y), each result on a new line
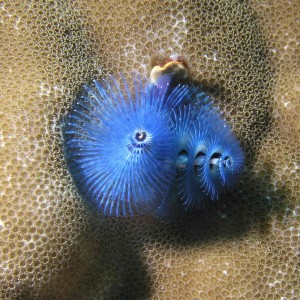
top-left (0, 0), bottom-right (299, 299)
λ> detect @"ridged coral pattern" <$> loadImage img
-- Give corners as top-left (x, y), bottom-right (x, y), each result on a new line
top-left (0, 0), bottom-right (299, 299)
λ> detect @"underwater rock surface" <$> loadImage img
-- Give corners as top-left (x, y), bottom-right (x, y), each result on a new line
top-left (0, 0), bottom-right (299, 299)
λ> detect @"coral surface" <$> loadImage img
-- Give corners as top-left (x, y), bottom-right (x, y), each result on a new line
top-left (0, 0), bottom-right (299, 299)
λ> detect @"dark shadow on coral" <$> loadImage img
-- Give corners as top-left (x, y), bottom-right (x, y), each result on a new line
top-left (31, 204), bottom-right (152, 300)
top-left (145, 161), bottom-right (288, 247)
top-left (65, 210), bottom-right (152, 300)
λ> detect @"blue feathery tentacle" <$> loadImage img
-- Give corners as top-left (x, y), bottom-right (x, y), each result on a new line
top-left (168, 105), bottom-right (244, 212)
top-left (196, 111), bottom-right (244, 201)
top-left (63, 74), bottom-right (199, 217)
top-left (155, 105), bottom-right (195, 219)
top-left (156, 103), bottom-right (212, 219)
top-left (177, 109), bottom-right (212, 210)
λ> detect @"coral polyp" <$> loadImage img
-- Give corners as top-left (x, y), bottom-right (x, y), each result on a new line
top-left (63, 75), bottom-right (192, 217)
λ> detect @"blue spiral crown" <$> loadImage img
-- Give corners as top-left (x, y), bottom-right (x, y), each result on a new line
top-left (63, 74), bottom-right (244, 218)
top-left (63, 75), bottom-right (198, 217)
top-left (173, 106), bottom-right (244, 211)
